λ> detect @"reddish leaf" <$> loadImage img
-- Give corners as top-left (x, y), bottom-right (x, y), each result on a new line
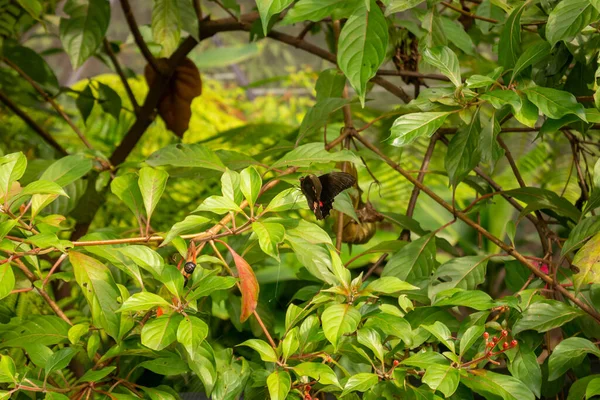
top-left (144, 57), bottom-right (202, 137)
top-left (221, 242), bottom-right (259, 322)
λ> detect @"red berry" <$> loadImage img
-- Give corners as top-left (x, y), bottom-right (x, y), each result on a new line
top-left (486, 351), bottom-right (493, 357)
top-left (501, 330), bottom-right (508, 337)
top-left (393, 360), bottom-right (400, 366)
top-left (487, 342), bottom-right (495, 348)
top-left (483, 332), bottom-right (489, 339)
top-left (511, 340), bottom-right (518, 347)
top-left (492, 336), bottom-right (499, 343)
top-left (503, 342), bottom-right (509, 349)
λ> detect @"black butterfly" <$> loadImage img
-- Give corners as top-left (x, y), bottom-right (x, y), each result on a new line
top-left (300, 172), bottom-right (356, 220)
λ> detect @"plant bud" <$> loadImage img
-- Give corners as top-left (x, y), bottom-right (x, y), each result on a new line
top-left (503, 342), bottom-right (509, 349)
top-left (511, 340), bottom-right (518, 347)
top-left (483, 332), bottom-right (489, 339)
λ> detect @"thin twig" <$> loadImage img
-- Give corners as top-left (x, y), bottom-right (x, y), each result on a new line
top-left (103, 39), bottom-right (139, 113)
top-left (0, 90), bottom-right (67, 155)
top-left (119, 0), bottom-right (162, 74)
top-left (441, 1), bottom-right (498, 23)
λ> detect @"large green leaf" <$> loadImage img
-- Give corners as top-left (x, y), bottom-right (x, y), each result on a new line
top-left (337, 0), bottom-right (388, 105)
top-left (152, 0), bottom-right (181, 57)
top-left (252, 221), bottom-right (285, 260)
top-left (297, 98), bottom-right (350, 144)
top-left (282, 0), bottom-right (356, 24)
top-left (147, 143), bottom-right (225, 171)
top-left (562, 216), bottom-right (600, 256)
top-left (3, 43), bottom-right (59, 92)
top-left (422, 46), bottom-right (462, 87)
top-left (0, 315), bottom-right (69, 348)
top-left (512, 300), bottom-right (585, 334)
top-left (266, 370), bottom-right (291, 400)
top-left (0, 265), bottom-right (15, 301)
top-left (388, 112), bottom-right (451, 147)
top-left (511, 41), bottom-right (551, 81)
top-left (116, 292), bottom-right (170, 313)
top-left (59, 0), bottom-right (111, 68)
top-left (293, 363), bottom-right (341, 387)
top-left (572, 232), bottom-right (600, 291)
top-left (322, 303), bottom-right (361, 349)
top-left (422, 364), bottom-right (460, 397)
top-left (341, 373), bottom-right (379, 397)
top-left (505, 187), bottom-right (581, 222)
top-left (548, 337), bottom-right (600, 381)
top-left (45, 347), bottom-right (78, 376)
top-left (382, 234), bottom-right (437, 282)
top-left (523, 87), bottom-right (586, 121)
top-left (177, 316), bottom-right (208, 359)
top-left (385, 0), bottom-right (426, 13)
top-left (161, 215), bottom-right (211, 246)
top-left (138, 167), bottom-right (168, 227)
top-left (0, 152), bottom-right (27, 201)
top-left (430, 255), bottom-right (488, 297)
top-left (239, 339), bottom-right (278, 362)
top-left (110, 173), bottom-right (145, 222)
top-left (445, 108), bottom-right (481, 186)
top-left (69, 252), bottom-right (121, 341)
top-left (315, 68), bottom-right (346, 100)
top-left (272, 143), bottom-right (360, 168)
top-left (257, 0), bottom-right (294, 35)
top-left (498, 2), bottom-right (526, 69)
top-left (39, 155), bottom-right (93, 187)
top-left (461, 369), bottom-right (535, 400)
top-left (507, 348), bottom-right (542, 398)
top-left (141, 314), bottom-right (183, 351)
top-left (240, 166), bottom-right (262, 209)
top-left (547, 0), bottom-right (599, 45)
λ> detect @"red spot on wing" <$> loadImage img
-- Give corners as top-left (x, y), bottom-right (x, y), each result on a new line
top-left (319, 201), bottom-right (323, 207)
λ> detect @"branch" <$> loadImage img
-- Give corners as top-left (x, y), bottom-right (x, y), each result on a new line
top-left (353, 131), bottom-right (600, 324)
top-left (377, 69), bottom-right (452, 82)
top-left (103, 39), bottom-right (139, 113)
top-left (0, 90), bottom-right (68, 155)
top-left (3, 57), bottom-right (93, 149)
top-left (119, 0), bottom-right (162, 74)
top-left (441, 1), bottom-right (498, 23)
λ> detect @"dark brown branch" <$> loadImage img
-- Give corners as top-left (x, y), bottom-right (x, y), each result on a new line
top-left (377, 69), bottom-right (451, 82)
top-left (3, 57), bottom-right (93, 149)
top-left (0, 90), bottom-right (68, 155)
top-left (401, 134), bottom-right (438, 241)
top-left (441, 1), bottom-right (498, 23)
top-left (119, 0), bottom-right (162, 74)
top-left (352, 131), bottom-right (600, 324)
top-left (103, 39), bottom-right (139, 113)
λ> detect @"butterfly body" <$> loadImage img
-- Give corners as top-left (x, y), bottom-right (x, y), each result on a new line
top-left (300, 172), bottom-right (356, 220)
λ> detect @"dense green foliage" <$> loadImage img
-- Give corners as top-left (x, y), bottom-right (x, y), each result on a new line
top-left (1, 0), bottom-right (600, 399)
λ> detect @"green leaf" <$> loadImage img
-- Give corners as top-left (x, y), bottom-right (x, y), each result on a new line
top-left (111, 173), bottom-right (144, 222)
top-left (140, 356), bottom-right (188, 376)
top-left (282, 0), bottom-right (356, 24)
top-left (281, 328), bottom-right (299, 360)
top-left (272, 143), bottom-right (361, 168)
top-left (547, 0), bottom-right (599, 45)
top-left (357, 327), bottom-right (384, 361)
top-left (498, 2), bottom-right (526, 69)
top-left (388, 112), bottom-right (451, 147)
top-left (332, 191), bottom-right (360, 222)
top-left (141, 314), bottom-right (183, 351)
top-left (297, 98), bottom-right (350, 143)
top-left (186, 275), bottom-right (237, 301)
top-left (586, 378), bottom-right (600, 399)
top-left (422, 46), bottom-right (462, 87)
top-left (16, 0), bottom-right (42, 19)
top-left (508, 348), bottom-right (542, 398)
top-left (461, 369), bottom-right (535, 400)
top-left (460, 325), bottom-right (485, 356)
top-left (337, 0), bottom-right (389, 105)
top-left (78, 366), bottom-right (116, 383)
top-left (286, 236), bottom-right (337, 284)
top-left (511, 41), bottom-right (551, 81)
top-left (433, 289), bottom-right (494, 310)
top-left (441, 17), bottom-right (475, 55)
top-left (480, 90), bottom-right (522, 113)
top-left (341, 373), bottom-right (379, 396)
top-left (221, 168), bottom-right (242, 204)
top-left (192, 43), bottom-right (259, 68)
top-left (572, 231), bottom-right (600, 291)
top-left (4, 43), bottom-right (58, 91)
top-left (240, 166), bottom-right (262, 209)
top-left (77, 84), bottom-right (95, 124)
top-left (138, 167), bottom-right (168, 226)
top-left (293, 363), bottom-right (341, 387)
top-left (68, 323), bottom-right (89, 345)
top-left (252, 221), bottom-right (285, 260)
top-left (512, 299), bottom-right (585, 334)
top-left (161, 265), bottom-right (184, 298)
top-left (193, 195), bottom-right (242, 215)
top-left (466, 75), bottom-right (497, 89)
top-left (147, 143), bottom-right (225, 171)
top-left (257, 0), bottom-right (294, 35)
top-left (0, 264), bottom-right (15, 301)
top-left (117, 292), bottom-right (170, 313)
top-left (69, 252), bottom-right (121, 341)
top-left (177, 315), bottom-right (208, 359)
top-left (40, 155), bottom-right (93, 187)
top-left (239, 339), bottom-right (278, 362)
top-left (152, 0), bottom-right (181, 57)
top-left (514, 93), bottom-right (539, 128)
top-left (59, 0), bottom-right (111, 68)
top-left (315, 68), bottom-right (346, 100)
top-left (97, 82), bottom-right (122, 120)
top-left (548, 337), bottom-right (600, 381)
top-left (385, 0), bottom-right (426, 13)
top-left (264, 188), bottom-right (308, 213)
top-left (267, 370), bottom-right (291, 400)
top-left (285, 218), bottom-right (333, 245)
top-left (382, 234), bottom-right (437, 282)
top-left (563, 216), bottom-right (600, 256)
top-left (366, 276), bottom-right (419, 294)
top-left (567, 375), bottom-right (599, 400)
top-left (423, 321), bottom-right (456, 353)
top-left (423, 364), bottom-right (460, 397)
top-left (445, 108), bottom-right (481, 186)
top-left (0, 315), bottom-right (70, 349)
top-left (505, 187), bottom-right (581, 222)
top-left (523, 87), bottom-right (586, 121)
top-left (322, 303), bottom-right (361, 349)
top-left (0, 356), bottom-right (16, 384)
top-left (45, 347), bottom-right (78, 376)
top-left (0, 220), bottom-right (17, 241)
top-left (422, 8), bottom-right (447, 48)
top-left (401, 351), bottom-right (450, 369)
top-left (363, 313), bottom-right (413, 345)
top-left (161, 215), bottom-right (211, 246)
top-left (0, 152), bottom-right (27, 201)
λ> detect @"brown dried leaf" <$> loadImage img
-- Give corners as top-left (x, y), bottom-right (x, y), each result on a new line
top-left (144, 57), bottom-right (202, 137)
top-left (222, 243), bottom-right (259, 322)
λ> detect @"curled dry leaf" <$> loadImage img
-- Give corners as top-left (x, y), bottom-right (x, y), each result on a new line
top-left (144, 57), bottom-right (202, 137)
top-left (221, 242), bottom-right (259, 322)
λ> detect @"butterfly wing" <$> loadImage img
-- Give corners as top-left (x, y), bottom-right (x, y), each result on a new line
top-left (317, 172), bottom-right (356, 219)
top-left (300, 175), bottom-right (324, 219)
